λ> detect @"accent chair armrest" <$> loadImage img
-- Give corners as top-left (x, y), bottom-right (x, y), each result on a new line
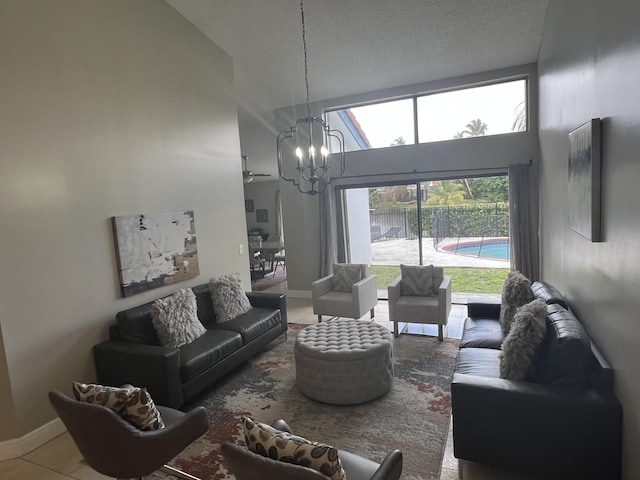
top-left (370, 450), bottom-right (403, 480)
top-left (93, 340), bottom-right (184, 408)
top-left (352, 274), bottom-right (378, 315)
top-left (387, 276), bottom-right (402, 304)
top-left (311, 274), bottom-right (334, 297)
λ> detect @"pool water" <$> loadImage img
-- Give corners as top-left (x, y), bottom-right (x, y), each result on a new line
top-left (442, 238), bottom-right (510, 260)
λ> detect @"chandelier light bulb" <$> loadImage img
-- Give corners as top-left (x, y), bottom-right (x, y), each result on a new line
top-left (320, 145), bottom-right (328, 157)
top-left (295, 147), bottom-right (303, 159)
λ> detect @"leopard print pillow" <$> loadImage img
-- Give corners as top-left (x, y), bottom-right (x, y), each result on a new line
top-left (242, 416), bottom-right (346, 480)
top-left (72, 382), bottom-right (164, 431)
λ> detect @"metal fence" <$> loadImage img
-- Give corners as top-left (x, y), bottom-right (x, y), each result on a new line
top-left (370, 204), bottom-right (509, 245)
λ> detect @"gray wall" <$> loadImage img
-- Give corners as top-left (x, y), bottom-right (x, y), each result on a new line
top-left (538, 1), bottom-right (640, 477)
top-left (0, 0), bottom-right (249, 441)
top-left (275, 64), bottom-right (540, 293)
top-left (243, 180), bottom-right (280, 239)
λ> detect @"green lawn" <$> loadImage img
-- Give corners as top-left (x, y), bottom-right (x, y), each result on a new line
top-left (369, 265), bottom-right (508, 294)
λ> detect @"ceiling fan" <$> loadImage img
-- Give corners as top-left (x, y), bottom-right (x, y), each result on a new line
top-left (242, 155), bottom-right (271, 183)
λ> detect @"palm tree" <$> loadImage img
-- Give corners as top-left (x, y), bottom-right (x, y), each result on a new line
top-left (462, 118), bottom-right (488, 137)
top-left (426, 181), bottom-right (465, 206)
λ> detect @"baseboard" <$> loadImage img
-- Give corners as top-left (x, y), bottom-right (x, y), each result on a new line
top-left (286, 289), bottom-right (311, 299)
top-left (0, 417), bottom-right (66, 461)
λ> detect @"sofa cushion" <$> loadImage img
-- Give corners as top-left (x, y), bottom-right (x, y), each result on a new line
top-left (499, 299), bottom-right (547, 381)
top-left (499, 271), bottom-right (533, 334)
top-left (116, 302), bottom-right (160, 345)
top-left (151, 288), bottom-right (206, 348)
top-left (242, 416), bottom-right (346, 480)
top-left (332, 263), bottom-right (364, 293)
top-left (179, 329), bottom-right (243, 382)
top-left (209, 273), bottom-right (253, 323)
top-left (400, 264), bottom-right (434, 296)
top-left (533, 304), bottom-right (592, 387)
top-left (211, 308), bottom-right (282, 344)
top-left (455, 348), bottom-right (501, 378)
top-left (192, 283), bottom-right (218, 328)
top-left (531, 281), bottom-right (568, 308)
top-left (460, 317), bottom-right (504, 349)
top-left (72, 382), bottom-right (164, 431)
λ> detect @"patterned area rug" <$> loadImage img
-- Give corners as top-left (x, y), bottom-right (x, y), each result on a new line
top-left (151, 324), bottom-right (459, 480)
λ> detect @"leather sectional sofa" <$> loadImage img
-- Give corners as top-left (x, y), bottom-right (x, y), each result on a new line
top-left (451, 281), bottom-right (622, 479)
top-left (93, 283), bottom-right (287, 408)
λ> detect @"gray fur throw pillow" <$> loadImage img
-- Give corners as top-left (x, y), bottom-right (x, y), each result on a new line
top-left (209, 273), bottom-right (252, 322)
top-left (499, 271), bottom-right (533, 334)
top-left (151, 288), bottom-right (206, 348)
top-left (499, 298), bottom-right (547, 381)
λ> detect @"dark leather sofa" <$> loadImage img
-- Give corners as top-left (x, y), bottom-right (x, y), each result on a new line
top-left (93, 283), bottom-right (287, 408)
top-left (451, 281), bottom-right (622, 480)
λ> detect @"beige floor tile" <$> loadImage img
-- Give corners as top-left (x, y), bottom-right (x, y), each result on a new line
top-left (0, 459), bottom-right (23, 477)
top-left (0, 460), bottom-right (71, 480)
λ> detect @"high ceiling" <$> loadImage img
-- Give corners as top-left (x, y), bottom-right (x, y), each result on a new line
top-left (166, 0), bottom-right (549, 177)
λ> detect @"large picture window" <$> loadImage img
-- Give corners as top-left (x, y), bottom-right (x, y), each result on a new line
top-left (325, 78), bottom-right (527, 152)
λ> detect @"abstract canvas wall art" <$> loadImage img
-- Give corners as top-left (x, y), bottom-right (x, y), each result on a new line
top-left (568, 118), bottom-right (602, 242)
top-left (112, 211), bottom-right (199, 297)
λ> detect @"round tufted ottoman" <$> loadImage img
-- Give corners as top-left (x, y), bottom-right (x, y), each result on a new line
top-left (294, 320), bottom-right (394, 405)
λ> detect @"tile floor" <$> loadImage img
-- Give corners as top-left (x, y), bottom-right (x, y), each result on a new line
top-left (0, 290), bottom-right (545, 480)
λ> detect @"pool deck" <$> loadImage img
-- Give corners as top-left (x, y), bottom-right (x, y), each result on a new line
top-left (371, 236), bottom-right (510, 268)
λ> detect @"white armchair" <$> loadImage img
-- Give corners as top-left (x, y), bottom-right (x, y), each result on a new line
top-left (388, 265), bottom-right (451, 341)
top-left (312, 264), bottom-right (378, 323)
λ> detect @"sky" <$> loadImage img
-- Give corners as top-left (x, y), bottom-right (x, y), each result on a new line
top-left (348, 79), bottom-right (526, 148)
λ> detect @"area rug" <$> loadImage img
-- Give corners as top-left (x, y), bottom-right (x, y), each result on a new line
top-left (151, 324), bottom-right (459, 480)
top-left (251, 268), bottom-right (286, 292)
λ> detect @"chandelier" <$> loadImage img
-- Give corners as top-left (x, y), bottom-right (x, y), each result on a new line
top-left (276, 0), bottom-right (345, 196)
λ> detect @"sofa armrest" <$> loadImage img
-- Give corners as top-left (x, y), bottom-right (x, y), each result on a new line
top-left (93, 340), bottom-right (184, 408)
top-left (466, 298), bottom-right (501, 319)
top-left (451, 373), bottom-right (622, 479)
top-left (246, 292), bottom-right (287, 326)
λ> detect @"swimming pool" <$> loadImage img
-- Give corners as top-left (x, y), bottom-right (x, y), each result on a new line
top-left (442, 238), bottom-right (510, 261)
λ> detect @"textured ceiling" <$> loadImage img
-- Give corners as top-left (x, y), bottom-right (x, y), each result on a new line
top-left (167, 0), bottom-right (549, 112)
top-left (166, 0), bottom-right (549, 178)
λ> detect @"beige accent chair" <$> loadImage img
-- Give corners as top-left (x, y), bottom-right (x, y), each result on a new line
top-left (388, 266), bottom-right (451, 341)
top-left (312, 263), bottom-right (378, 323)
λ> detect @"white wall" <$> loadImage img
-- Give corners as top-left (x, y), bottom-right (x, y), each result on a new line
top-left (0, 0), bottom-right (249, 441)
top-left (538, 1), bottom-right (640, 477)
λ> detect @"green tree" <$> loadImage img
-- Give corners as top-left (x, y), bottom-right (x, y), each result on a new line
top-left (452, 119), bottom-right (489, 199)
top-left (390, 136), bottom-right (407, 146)
top-left (467, 176), bottom-right (508, 202)
top-left (426, 181), bottom-right (465, 206)
top-left (369, 188), bottom-right (381, 208)
top-left (512, 100), bottom-right (526, 132)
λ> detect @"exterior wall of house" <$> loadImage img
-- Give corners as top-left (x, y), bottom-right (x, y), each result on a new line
top-left (538, 1), bottom-right (640, 477)
top-left (0, 0), bottom-right (248, 442)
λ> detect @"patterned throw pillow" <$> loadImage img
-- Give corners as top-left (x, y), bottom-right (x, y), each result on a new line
top-left (151, 288), bottom-right (206, 347)
top-left (209, 273), bottom-right (252, 322)
top-left (499, 298), bottom-right (547, 381)
top-left (499, 271), bottom-right (533, 334)
top-left (242, 417), bottom-right (346, 480)
top-left (400, 264), bottom-right (434, 296)
top-left (72, 382), bottom-right (164, 430)
top-left (331, 263), bottom-right (364, 293)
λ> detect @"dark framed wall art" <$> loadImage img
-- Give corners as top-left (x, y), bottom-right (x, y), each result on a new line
top-left (568, 118), bottom-right (602, 242)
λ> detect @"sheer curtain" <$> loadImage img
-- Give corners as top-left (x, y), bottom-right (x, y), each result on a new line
top-left (508, 163), bottom-right (538, 280)
top-left (275, 190), bottom-right (284, 247)
top-left (319, 186), bottom-right (338, 278)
